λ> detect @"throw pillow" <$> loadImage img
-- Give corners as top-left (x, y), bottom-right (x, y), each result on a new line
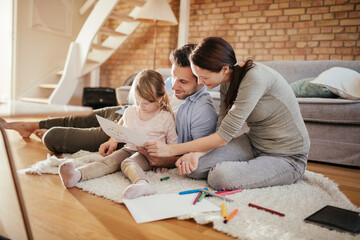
top-left (310, 67), bottom-right (360, 100)
top-left (290, 77), bottom-right (338, 98)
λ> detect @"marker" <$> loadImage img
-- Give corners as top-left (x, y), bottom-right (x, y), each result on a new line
top-left (179, 188), bottom-right (208, 195)
top-left (248, 203), bottom-right (285, 217)
top-left (216, 189), bottom-right (242, 196)
top-left (199, 189), bottom-right (234, 202)
top-left (222, 203), bottom-right (227, 218)
top-left (193, 192), bottom-right (202, 205)
top-left (160, 176), bottom-right (170, 181)
top-left (223, 209), bottom-right (238, 223)
top-left (197, 192), bottom-right (206, 202)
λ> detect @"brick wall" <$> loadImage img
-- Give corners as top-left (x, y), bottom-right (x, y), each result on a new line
top-left (100, 0), bottom-right (360, 87)
top-left (189, 0), bottom-right (360, 61)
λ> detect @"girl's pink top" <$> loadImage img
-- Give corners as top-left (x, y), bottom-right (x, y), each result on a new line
top-left (122, 106), bottom-right (177, 150)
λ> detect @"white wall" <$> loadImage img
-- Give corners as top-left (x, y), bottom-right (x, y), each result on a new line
top-left (13, 0), bottom-right (89, 102)
top-left (0, 0), bottom-right (13, 101)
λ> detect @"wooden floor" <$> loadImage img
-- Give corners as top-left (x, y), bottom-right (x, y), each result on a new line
top-left (3, 126), bottom-right (360, 240)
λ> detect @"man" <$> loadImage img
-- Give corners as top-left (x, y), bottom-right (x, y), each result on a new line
top-left (138, 44), bottom-right (218, 167)
top-left (1, 44), bottom-right (217, 168)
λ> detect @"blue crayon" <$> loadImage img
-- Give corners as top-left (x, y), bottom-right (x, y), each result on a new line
top-left (179, 188), bottom-right (208, 195)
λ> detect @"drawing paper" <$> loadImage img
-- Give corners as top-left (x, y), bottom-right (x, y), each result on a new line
top-left (123, 193), bottom-right (220, 223)
top-left (96, 115), bottom-right (147, 146)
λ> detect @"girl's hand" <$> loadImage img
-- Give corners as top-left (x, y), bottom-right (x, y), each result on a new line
top-left (99, 138), bottom-right (118, 156)
top-left (144, 140), bottom-right (173, 157)
top-left (175, 152), bottom-right (201, 175)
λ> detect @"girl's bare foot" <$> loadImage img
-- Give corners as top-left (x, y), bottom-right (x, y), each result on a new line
top-left (34, 129), bottom-right (47, 139)
top-left (0, 118), bottom-right (39, 138)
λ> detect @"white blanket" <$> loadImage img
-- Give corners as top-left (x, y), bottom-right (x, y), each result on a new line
top-left (22, 151), bottom-right (360, 240)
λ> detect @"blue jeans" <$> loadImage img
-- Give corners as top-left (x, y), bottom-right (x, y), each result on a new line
top-left (187, 134), bottom-right (308, 190)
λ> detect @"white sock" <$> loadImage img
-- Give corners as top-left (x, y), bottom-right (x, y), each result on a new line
top-left (58, 161), bottom-right (81, 188)
top-left (123, 180), bottom-right (156, 199)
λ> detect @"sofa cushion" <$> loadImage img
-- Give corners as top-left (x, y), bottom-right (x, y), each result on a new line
top-left (297, 98), bottom-right (360, 124)
top-left (261, 60), bottom-right (360, 84)
top-left (290, 77), bottom-right (337, 98)
top-left (311, 67), bottom-right (360, 100)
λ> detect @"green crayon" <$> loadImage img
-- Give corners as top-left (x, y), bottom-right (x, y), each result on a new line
top-left (160, 176), bottom-right (170, 181)
top-left (197, 192), bottom-right (206, 202)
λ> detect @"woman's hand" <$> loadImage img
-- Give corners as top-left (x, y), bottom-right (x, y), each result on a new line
top-left (175, 152), bottom-right (202, 175)
top-left (99, 138), bottom-right (118, 156)
top-left (144, 140), bottom-right (174, 157)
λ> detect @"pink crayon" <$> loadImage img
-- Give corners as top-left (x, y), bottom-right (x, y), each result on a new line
top-left (216, 189), bottom-right (242, 196)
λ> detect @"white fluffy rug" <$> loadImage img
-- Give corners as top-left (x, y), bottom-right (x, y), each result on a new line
top-left (22, 151), bottom-right (359, 240)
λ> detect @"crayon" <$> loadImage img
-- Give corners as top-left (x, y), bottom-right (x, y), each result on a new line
top-left (216, 189), bottom-right (242, 196)
top-left (193, 192), bottom-right (202, 205)
top-left (199, 189), bottom-right (234, 202)
top-left (179, 188), bottom-right (208, 195)
top-left (160, 176), bottom-right (170, 181)
top-left (224, 209), bottom-right (238, 223)
top-left (222, 203), bottom-right (227, 218)
top-left (197, 192), bottom-right (206, 202)
top-left (248, 203), bottom-right (285, 217)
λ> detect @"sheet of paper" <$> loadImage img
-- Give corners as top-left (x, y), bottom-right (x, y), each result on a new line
top-left (123, 193), bottom-right (220, 223)
top-left (96, 115), bottom-right (147, 146)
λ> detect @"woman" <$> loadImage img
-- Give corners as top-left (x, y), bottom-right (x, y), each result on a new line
top-left (145, 37), bottom-right (310, 190)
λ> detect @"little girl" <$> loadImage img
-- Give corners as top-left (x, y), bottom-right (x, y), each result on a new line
top-left (58, 69), bottom-right (177, 199)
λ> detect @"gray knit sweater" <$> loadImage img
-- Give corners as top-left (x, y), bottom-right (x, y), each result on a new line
top-left (217, 63), bottom-right (310, 155)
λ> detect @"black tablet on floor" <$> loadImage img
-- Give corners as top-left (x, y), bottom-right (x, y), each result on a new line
top-left (304, 205), bottom-right (360, 234)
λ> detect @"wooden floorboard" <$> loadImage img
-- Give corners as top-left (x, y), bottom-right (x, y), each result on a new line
top-left (3, 123), bottom-right (360, 239)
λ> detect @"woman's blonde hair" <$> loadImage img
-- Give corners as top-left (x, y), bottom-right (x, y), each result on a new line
top-left (128, 69), bottom-right (174, 118)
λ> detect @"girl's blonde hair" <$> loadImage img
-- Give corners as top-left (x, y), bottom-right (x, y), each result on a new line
top-left (128, 69), bottom-right (174, 118)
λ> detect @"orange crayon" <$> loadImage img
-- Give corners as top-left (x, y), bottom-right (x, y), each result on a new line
top-left (223, 209), bottom-right (238, 223)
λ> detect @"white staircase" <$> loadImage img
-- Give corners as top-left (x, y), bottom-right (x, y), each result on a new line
top-left (22, 0), bottom-right (145, 105)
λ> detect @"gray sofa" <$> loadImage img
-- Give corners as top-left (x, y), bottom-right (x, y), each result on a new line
top-left (117, 61), bottom-right (360, 167)
top-left (261, 61), bottom-right (359, 167)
